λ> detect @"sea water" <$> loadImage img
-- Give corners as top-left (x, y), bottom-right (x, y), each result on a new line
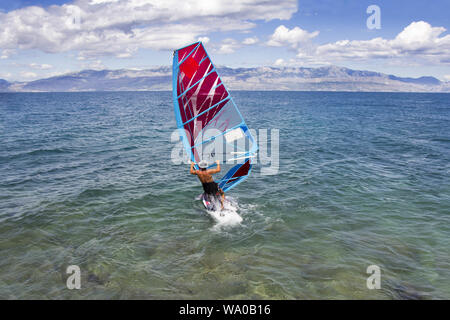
top-left (0, 91), bottom-right (449, 299)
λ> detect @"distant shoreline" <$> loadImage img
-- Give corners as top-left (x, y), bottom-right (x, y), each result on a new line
top-left (1, 66), bottom-right (448, 93)
top-left (1, 90), bottom-right (449, 94)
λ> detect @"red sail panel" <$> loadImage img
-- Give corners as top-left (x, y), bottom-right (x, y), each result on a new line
top-left (179, 56), bottom-right (199, 79)
top-left (221, 160), bottom-right (251, 190)
top-left (233, 159), bottom-right (250, 178)
top-left (177, 71), bottom-right (228, 133)
top-left (178, 59), bottom-right (213, 96)
top-left (177, 43), bottom-right (199, 63)
top-left (177, 44), bottom-right (209, 92)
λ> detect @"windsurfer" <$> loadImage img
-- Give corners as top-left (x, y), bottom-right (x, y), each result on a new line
top-left (190, 160), bottom-right (225, 209)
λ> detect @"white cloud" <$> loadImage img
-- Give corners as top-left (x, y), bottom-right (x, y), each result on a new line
top-left (115, 52), bottom-right (132, 59)
top-left (393, 21), bottom-right (447, 51)
top-left (242, 37), bottom-right (258, 45)
top-left (216, 36), bottom-right (258, 54)
top-left (90, 0), bottom-right (119, 4)
top-left (444, 75), bottom-right (450, 81)
top-left (0, 72), bottom-right (12, 79)
top-left (20, 71), bottom-right (38, 79)
top-left (41, 69), bottom-right (74, 79)
top-left (274, 58), bottom-right (285, 66)
top-left (81, 59), bottom-right (106, 70)
top-left (197, 37), bottom-right (210, 44)
top-left (217, 38), bottom-right (240, 54)
top-left (0, 0), bottom-right (297, 58)
top-left (1, 49), bottom-right (14, 59)
top-left (267, 25), bottom-right (319, 48)
top-left (29, 63), bottom-right (53, 70)
top-left (308, 21), bottom-right (450, 64)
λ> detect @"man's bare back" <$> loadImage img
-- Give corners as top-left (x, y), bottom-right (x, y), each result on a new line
top-left (190, 160), bottom-right (225, 209)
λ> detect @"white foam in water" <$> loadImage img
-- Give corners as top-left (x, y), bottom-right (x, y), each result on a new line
top-left (199, 195), bottom-right (243, 228)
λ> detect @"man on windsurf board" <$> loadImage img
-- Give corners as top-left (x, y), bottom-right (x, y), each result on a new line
top-left (190, 160), bottom-right (225, 209)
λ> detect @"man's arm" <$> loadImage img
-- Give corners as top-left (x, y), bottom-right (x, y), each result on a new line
top-left (207, 160), bottom-right (221, 174)
top-left (190, 162), bottom-right (197, 175)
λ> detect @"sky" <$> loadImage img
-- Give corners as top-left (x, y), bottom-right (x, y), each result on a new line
top-left (0, 0), bottom-right (449, 82)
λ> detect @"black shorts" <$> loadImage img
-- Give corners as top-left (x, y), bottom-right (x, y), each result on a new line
top-left (202, 182), bottom-right (219, 195)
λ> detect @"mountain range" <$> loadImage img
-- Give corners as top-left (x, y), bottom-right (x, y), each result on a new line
top-left (1, 66), bottom-right (449, 92)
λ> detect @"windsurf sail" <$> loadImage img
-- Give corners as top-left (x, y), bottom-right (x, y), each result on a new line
top-left (172, 42), bottom-right (258, 192)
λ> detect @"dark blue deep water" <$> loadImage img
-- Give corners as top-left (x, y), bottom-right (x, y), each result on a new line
top-left (0, 91), bottom-right (449, 299)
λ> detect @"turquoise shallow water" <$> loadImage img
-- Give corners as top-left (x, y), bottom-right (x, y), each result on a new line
top-left (0, 91), bottom-right (449, 299)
